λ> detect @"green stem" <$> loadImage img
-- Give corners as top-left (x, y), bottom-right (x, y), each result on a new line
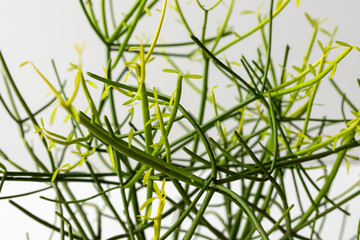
top-left (183, 190), bottom-right (215, 240)
top-left (78, 0), bottom-right (106, 43)
top-left (159, 177), bottom-right (214, 240)
top-left (260, 0), bottom-right (274, 93)
top-left (295, 131), bottom-right (356, 229)
top-left (267, 47), bottom-right (352, 97)
top-left (112, 0), bottom-right (148, 68)
top-left (214, 0), bottom-right (290, 55)
top-left (100, 0), bottom-right (109, 39)
top-left (173, 0), bottom-right (193, 35)
top-left (9, 200), bottom-right (81, 239)
top-left (79, 112), bottom-right (205, 187)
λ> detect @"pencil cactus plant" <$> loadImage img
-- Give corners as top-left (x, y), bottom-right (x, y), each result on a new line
top-left (1, 0), bottom-right (360, 239)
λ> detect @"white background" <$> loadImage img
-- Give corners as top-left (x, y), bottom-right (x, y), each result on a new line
top-left (1, 0), bottom-right (360, 239)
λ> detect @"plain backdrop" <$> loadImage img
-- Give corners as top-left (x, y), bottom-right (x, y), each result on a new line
top-left (1, 0), bottom-right (360, 239)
